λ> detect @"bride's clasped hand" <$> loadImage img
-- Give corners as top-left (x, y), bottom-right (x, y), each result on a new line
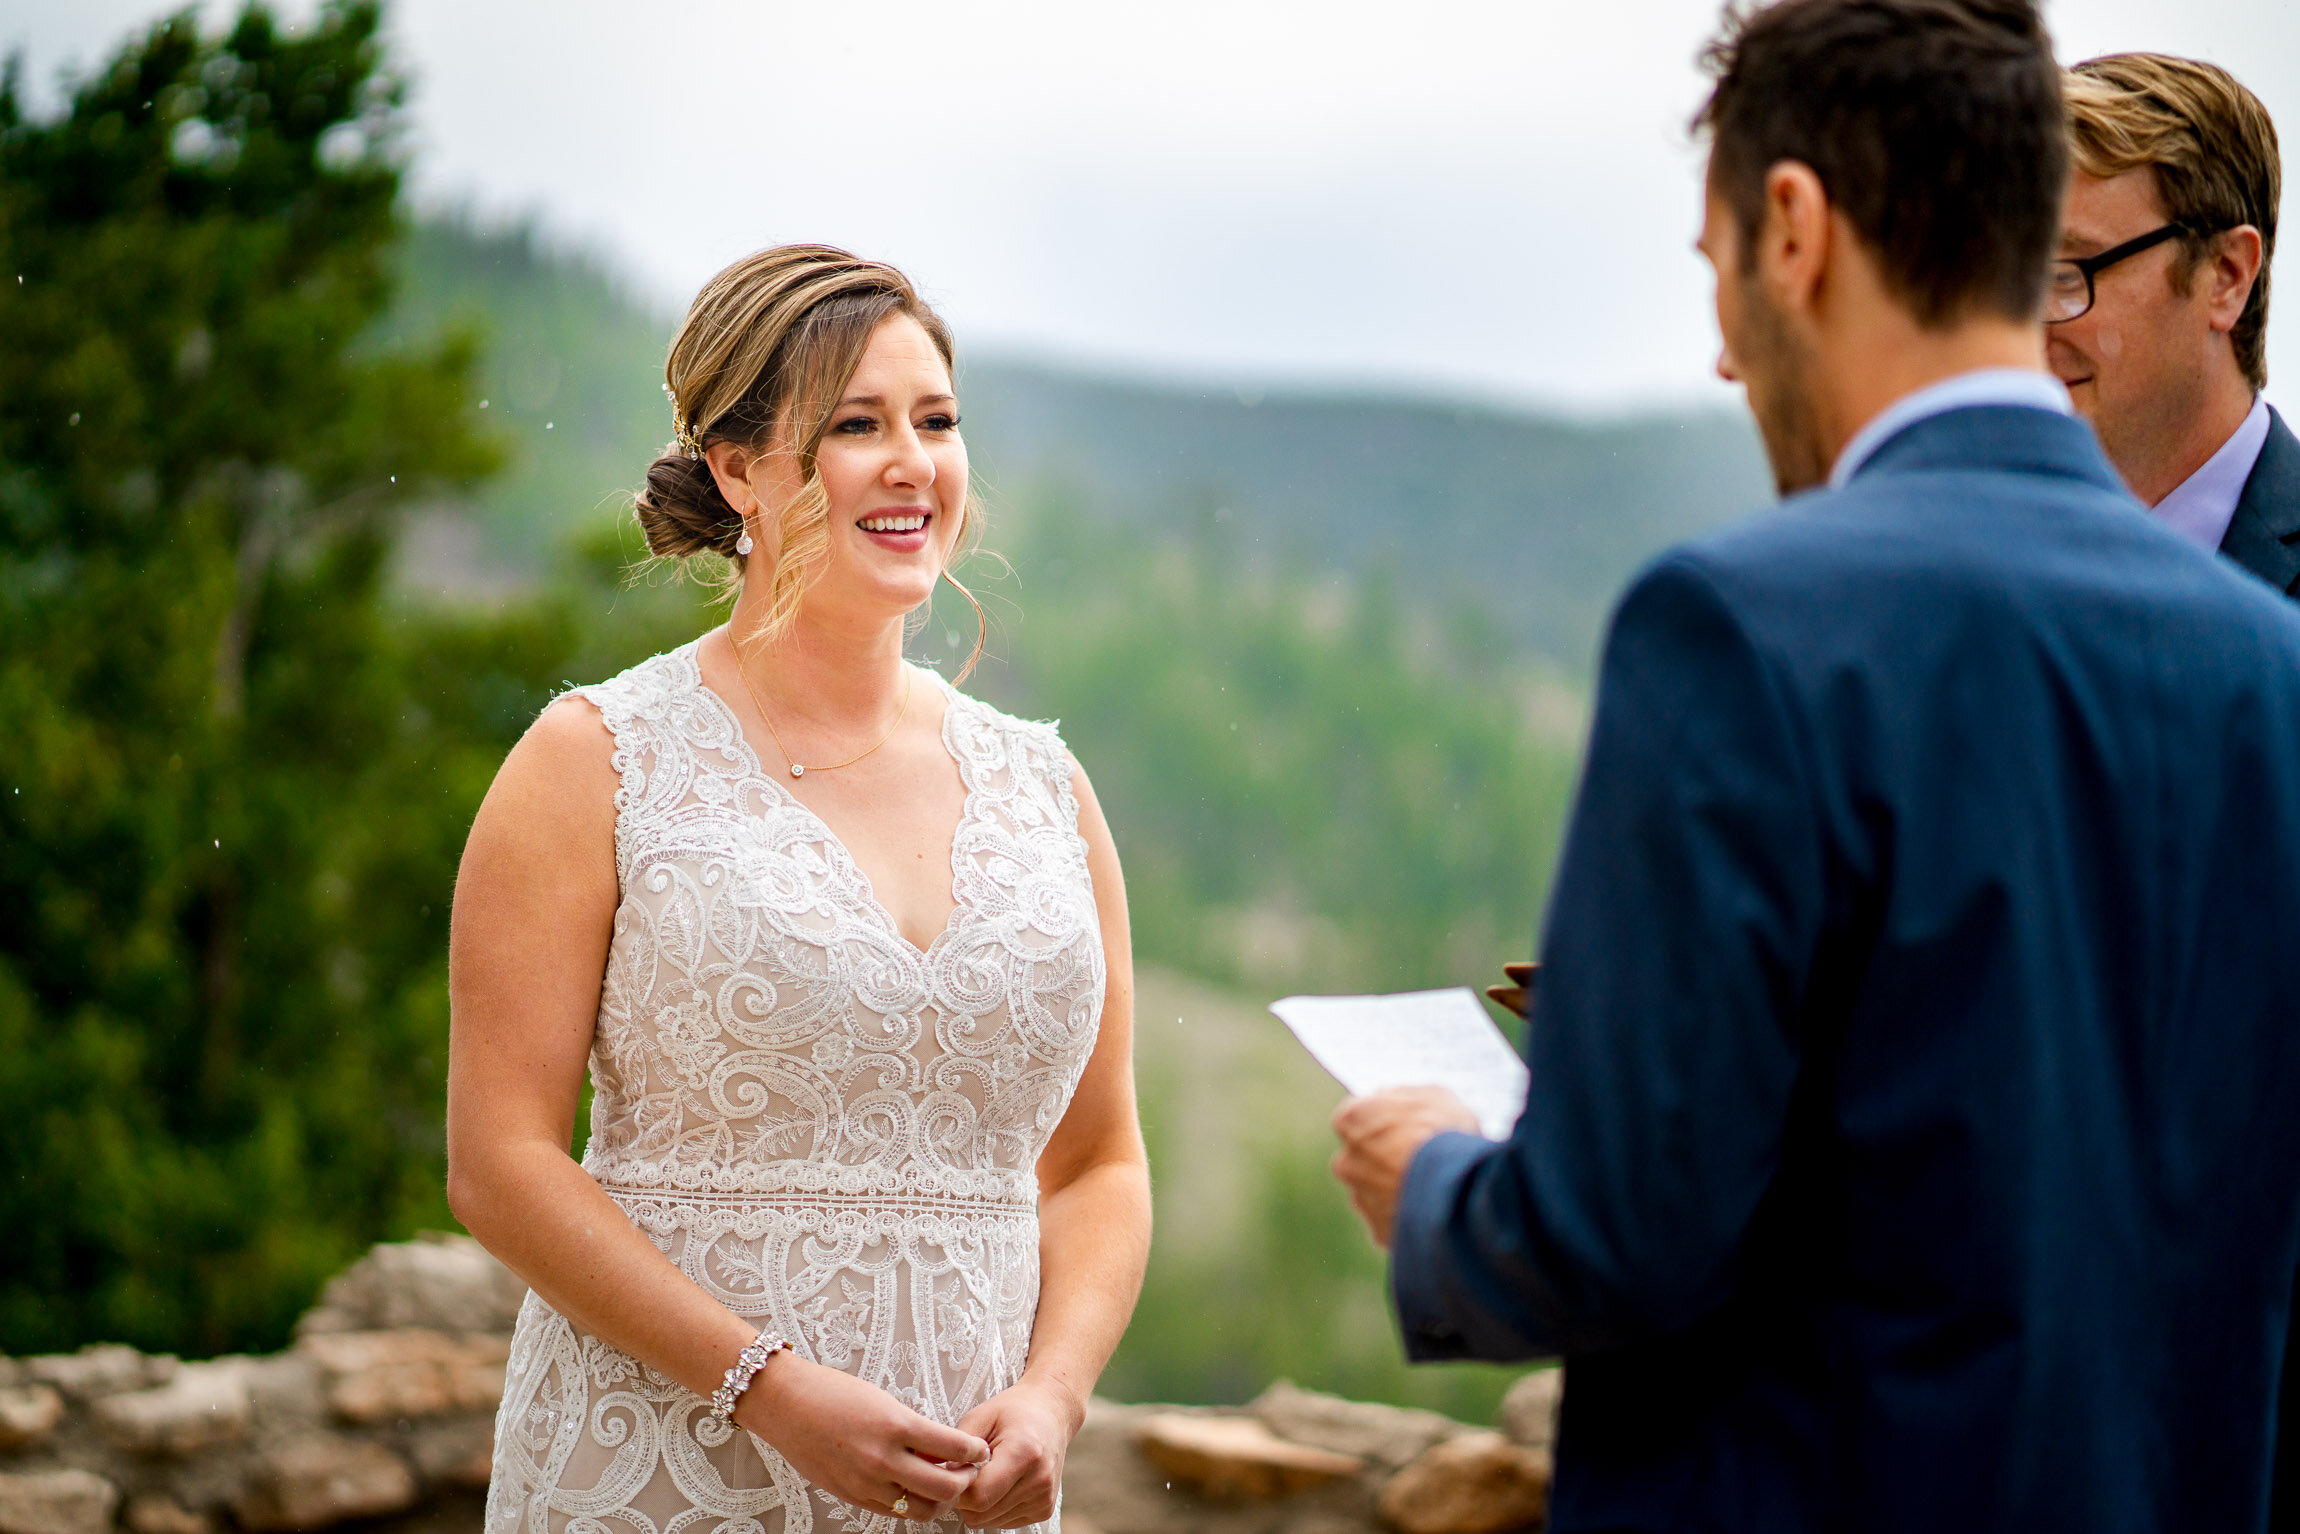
top-left (446, 245), bottom-right (1150, 1533)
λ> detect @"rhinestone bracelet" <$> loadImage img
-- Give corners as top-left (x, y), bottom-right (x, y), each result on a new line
top-left (708, 1330), bottom-right (791, 1424)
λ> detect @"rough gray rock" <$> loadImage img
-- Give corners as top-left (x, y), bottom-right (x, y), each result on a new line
top-left (242, 1351), bottom-right (328, 1423)
top-left (1064, 1399), bottom-right (1387, 1534)
top-left (1250, 1380), bottom-right (1467, 1472)
top-left (1377, 1431), bottom-right (1551, 1534)
top-left (1495, 1370), bottom-right (1561, 1455)
top-left (1134, 1413), bottom-right (1364, 1500)
top-left (93, 1360), bottom-right (254, 1454)
top-left (296, 1234), bottom-right (527, 1338)
top-left (0, 1237), bottom-right (509, 1531)
top-left (300, 1330), bottom-right (509, 1423)
top-left (124, 1493), bottom-right (215, 1534)
top-left (0, 1468), bottom-right (120, 1534)
top-left (232, 1436), bottom-right (420, 1531)
top-left (24, 1344), bottom-right (173, 1403)
top-left (0, 1387), bottom-right (62, 1451)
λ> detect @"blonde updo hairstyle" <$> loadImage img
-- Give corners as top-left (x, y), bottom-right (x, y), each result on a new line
top-left (637, 244), bottom-right (985, 675)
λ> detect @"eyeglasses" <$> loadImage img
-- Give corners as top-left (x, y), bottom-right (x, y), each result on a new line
top-left (2044, 223), bottom-right (2204, 323)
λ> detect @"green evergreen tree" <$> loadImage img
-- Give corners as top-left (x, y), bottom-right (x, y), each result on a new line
top-left (0, 1), bottom-right (557, 1355)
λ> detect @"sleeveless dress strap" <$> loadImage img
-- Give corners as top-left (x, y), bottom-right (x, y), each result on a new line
top-left (557, 644), bottom-right (704, 890)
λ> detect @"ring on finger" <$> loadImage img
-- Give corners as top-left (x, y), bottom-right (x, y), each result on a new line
top-left (891, 1496), bottom-right (910, 1516)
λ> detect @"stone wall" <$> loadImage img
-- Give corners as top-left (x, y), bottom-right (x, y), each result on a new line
top-left (0, 1236), bottom-right (1559, 1534)
top-left (1065, 1375), bottom-right (1559, 1534)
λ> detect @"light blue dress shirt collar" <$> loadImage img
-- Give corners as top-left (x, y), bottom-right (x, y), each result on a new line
top-left (1828, 368), bottom-right (2075, 490)
top-left (2150, 395), bottom-right (2270, 551)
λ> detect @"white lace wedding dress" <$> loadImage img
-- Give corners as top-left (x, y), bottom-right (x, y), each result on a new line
top-left (485, 640), bottom-right (1105, 1534)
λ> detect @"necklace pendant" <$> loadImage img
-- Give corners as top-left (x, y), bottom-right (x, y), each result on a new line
top-left (790, 764), bottom-right (805, 778)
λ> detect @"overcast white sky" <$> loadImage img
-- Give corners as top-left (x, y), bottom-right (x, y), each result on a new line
top-left (9, 0), bottom-right (2297, 413)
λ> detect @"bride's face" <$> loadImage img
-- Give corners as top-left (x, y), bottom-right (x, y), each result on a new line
top-left (746, 312), bottom-right (968, 624)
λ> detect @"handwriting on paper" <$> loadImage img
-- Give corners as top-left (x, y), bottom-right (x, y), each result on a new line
top-left (1269, 987), bottom-right (1528, 1141)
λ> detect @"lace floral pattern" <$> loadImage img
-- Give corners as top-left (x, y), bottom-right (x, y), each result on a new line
top-left (486, 642), bottom-right (1104, 1534)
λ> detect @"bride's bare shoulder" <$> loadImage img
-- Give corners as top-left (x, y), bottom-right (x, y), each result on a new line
top-left (470, 692), bottom-right (620, 856)
top-left (522, 690), bottom-right (619, 782)
top-left (526, 690), bottom-right (619, 762)
top-left (485, 639), bottom-right (701, 842)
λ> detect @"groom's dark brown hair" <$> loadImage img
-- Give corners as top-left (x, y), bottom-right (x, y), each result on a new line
top-left (1695, 0), bottom-right (2067, 327)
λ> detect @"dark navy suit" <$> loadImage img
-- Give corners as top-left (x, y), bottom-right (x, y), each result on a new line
top-left (2221, 403), bottom-right (2300, 1531)
top-left (2222, 404), bottom-right (2300, 599)
top-left (1391, 405), bottom-right (2300, 1531)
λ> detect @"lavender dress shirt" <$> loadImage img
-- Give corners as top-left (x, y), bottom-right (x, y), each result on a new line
top-left (2152, 395), bottom-right (2272, 550)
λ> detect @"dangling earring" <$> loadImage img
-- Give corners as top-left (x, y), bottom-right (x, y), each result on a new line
top-left (735, 517), bottom-right (754, 557)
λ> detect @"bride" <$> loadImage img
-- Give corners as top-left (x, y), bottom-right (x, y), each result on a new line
top-left (447, 244), bottom-right (1150, 1534)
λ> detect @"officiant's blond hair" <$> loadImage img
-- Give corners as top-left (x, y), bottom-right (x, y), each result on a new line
top-left (2064, 55), bottom-right (2279, 390)
top-left (635, 244), bottom-right (986, 674)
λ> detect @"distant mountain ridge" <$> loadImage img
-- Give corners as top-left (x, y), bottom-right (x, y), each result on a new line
top-left (956, 361), bottom-right (1772, 671)
top-left (391, 218), bottom-right (1774, 671)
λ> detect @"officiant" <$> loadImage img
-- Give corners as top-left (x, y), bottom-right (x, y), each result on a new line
top-left (1327, 0), bottom-right (2300, 1528)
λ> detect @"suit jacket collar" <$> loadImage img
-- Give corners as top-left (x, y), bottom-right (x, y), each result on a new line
top-left (1845, 404), bottom-right (2128, 495)
top-left (2217, 405), bottom-right (2300, 596)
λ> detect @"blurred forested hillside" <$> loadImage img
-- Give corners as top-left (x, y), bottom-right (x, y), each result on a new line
top-left (959, 366), bottom-right (1770, 672)
top-left (388, 218), bottom-right (1771, 674)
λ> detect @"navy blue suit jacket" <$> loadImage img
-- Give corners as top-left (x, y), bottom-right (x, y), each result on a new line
top-left (1391, 405), bottom-right (2300, 1531)
top-left (2221, 404), bottom-right (2300, 598)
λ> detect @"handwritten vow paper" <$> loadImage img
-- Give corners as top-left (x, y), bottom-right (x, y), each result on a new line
top-left (1269, 987), bottom-right (1529, 1141)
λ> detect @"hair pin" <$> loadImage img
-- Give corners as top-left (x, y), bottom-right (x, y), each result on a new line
top-left (664, 382), bottom-right (704, 458)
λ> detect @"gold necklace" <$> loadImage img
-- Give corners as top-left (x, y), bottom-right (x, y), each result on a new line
top-left (733, 641), bottom-right (914, 779)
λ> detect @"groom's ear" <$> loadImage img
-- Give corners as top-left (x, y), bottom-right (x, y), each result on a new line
top-left (1755, 160), bottom-right (1834, 318)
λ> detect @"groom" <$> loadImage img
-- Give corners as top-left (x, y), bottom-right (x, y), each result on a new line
top-left (1330, 0), bottom-right (2300, 1528)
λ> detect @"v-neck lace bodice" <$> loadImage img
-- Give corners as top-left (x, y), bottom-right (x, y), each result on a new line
top-left (487, 640), bottom-right (1105, 1534)
top-left (682, 664), bottom-right (966, 962)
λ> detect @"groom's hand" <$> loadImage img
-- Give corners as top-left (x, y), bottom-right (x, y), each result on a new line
top-left (1330, 1087), bottom-right (1481, 1250)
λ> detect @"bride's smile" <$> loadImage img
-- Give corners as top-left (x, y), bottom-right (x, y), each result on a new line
top-left (857, 508), bottom-right (932, 541)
